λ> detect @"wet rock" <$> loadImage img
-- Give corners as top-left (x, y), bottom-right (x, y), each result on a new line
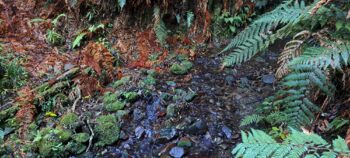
top-left (262, 74), bottom-right (275, 84)
top-left (185, 119), bottom-right (208, 135)
top-left (185, 91), bottom-right (197, 102)
top-left (222, 125), bottom-right (232, 139)
top-left (166, 104), bottom-right (176, 117)
top-left (135, 126), bottom-right (145, 139)
top-left (155, 128), bottom-right (177, 144)
top-left (133, 108), bottom-right (144, 122)
top-left (169, 147), bottom-right (185, 158)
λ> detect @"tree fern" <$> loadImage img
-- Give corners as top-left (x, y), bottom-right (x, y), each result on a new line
top-left (222, 0), bottom-right (315, 66)
top-left (232, 129), bottom-right (350, 158)
top-left (289, 42), bottom-right (350, 70)
top-left (272, 64), bottom-right (335, 127)
top-left (276, 30), bottom-right (311, 79)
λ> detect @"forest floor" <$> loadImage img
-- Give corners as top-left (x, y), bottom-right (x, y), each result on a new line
top-left (76, 44), bottom-right (282, 157)
top-left (0, 1), bottom-right (285, 157)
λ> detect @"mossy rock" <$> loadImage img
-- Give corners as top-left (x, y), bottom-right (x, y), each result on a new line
top-left (38, 141), bottom-right (65, 157)
top-left (103, 92), bottom-right (118, 104)
top-left (60, 112), bottom-right (79, 129)
top-left (143, 75), bottom-right (156, 86)
top-left (170, 61), bottom-right (193, 75)
top-left (104, 100), bottom-right (125, 112)
top-left (112, 76), bottom-right (131, 88)
top-left (55, 128), bottom-right (72, 142)
top-left (122, 92), bottom-right (139, 102)
top-left (0, 106), bottom-right (19, 122)
top-left (65, 142), bottom-right (86, 155)
top-left (72, 133), bottom-right (90, 143)
top-left (94, 115), bottom-right (120, 146)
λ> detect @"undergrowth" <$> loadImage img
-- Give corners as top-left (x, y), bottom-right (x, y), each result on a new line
top-left (221, 0), bottom-right (350, 157)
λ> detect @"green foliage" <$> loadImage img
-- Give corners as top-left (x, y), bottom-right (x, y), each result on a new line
top-left (170, 60), bottom-right (193, 75)
top-left (0, 54), bottom-right (27, 96)
top-left (118, 0), bottom-right (126, 10)
top-left (154, 20), bottom-right (168, 45)
top-left (72, 133), bottom-right (89, 143)
top-left (232, 129), bottom-right (350, 158)
top-left (186, 11), bottom-right (194, 28)
top-left (72, 23), bottom-right (105, 48)
top-left (60, 113), bottom-right (79, 129)
top-left (222, 0), bottom-right (310, 66)
top-left (94, 114), bottom-right (120, 146)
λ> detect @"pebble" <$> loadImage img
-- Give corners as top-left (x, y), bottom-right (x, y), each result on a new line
top-left (135, 126), bottom-right (145, 139)
top-left (169, 147), bottom-right (185, 158)
top-left (185, 119), bottom-right (208, 135)
top-left (222, 125), bottom-right (233, 139)
top-left (262, 74), bottom-right (275, 84)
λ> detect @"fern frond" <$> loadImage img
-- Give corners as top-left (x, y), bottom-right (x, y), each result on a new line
top-left (273, 64), bottom-right (335, 127)
top-left (276, 30), bottom-right (311, 79)
top-left (154, 20), bottom-right (168, 45)
top-left (232, 129), bottom-right (350, 158)
top-left (240, 114), bottom-right (264, 127)
top-left (289, 43), bottom-right (350, 70)
top-left (222, 0), bottom-right (311, 66)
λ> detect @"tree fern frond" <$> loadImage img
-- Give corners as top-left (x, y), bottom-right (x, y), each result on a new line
top-left (276, 30), bottom-right (311, 79)
top-left (232, 129), bottom-right (350, 158)
top-left (289, 43), bottom-right (350, 70)
top-left (222, 0), bottom-right (311, 66)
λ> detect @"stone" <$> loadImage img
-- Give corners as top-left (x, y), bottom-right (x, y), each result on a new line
top-left (155, 128), bottom-right (177, 144)
top-left (63, 63), bottom-right (74, 71)
top-left (169, 147), bottom-right (185, 158)
top-left (222, 125), bottom-right (233, 139)
top-left (262, 74), bottom-right (275, 84)
top-left (185, 119), bottom-right (208, 135)
top-left (166, 104), bottom-right (176, 117)
top-left (135, 126), bottom-right (145, 139)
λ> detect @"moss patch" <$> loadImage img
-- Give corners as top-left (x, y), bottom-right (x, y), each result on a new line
top-left (60, 112), bottom-right (79, 129)
top-left (94, 114), bottom-right (120, 146)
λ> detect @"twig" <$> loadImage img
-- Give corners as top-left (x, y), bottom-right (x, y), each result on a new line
top-left (71, 85), bottom-right (81, 112)
top-left (86, 119), bottom-right (94, 152)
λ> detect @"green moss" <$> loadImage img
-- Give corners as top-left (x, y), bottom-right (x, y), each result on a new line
top-left (38, 140), bottom-right (65, 157)
top-left (60, 112), bottom-right (79, 129)
top-left (123, 92), bottom-right (138, 102)
top-left (72, 133), bottom-right (89, 143)
top-left (55, 129), bottom-right (72, 142)
top-left (65, 142), bottom-right (86, 154)
top-left (0, 106), bottom-right (19, 122)
top-left (170, 61), bottom-right (193, 75)
top-left (112, 76), bottom-right (131, 88)
top-left (94, 115), bottom-right (120, 146)
top-left (103, 92), bottom-right (118, 104)
top-left (104, 100), bottom-right (125, 112)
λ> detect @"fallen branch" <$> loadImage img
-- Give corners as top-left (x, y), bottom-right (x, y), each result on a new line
top-left (86, 119), bottom-right (95, 152)
top-left (71, 85), bottom-right (81, 112)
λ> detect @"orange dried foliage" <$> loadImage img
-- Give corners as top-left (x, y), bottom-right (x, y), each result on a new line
top-left (235, 0), bottom-right (244, 11)
top-left (78, 42), bottom-right (115, 78)
top-left (129, 29), bottom-right (162, 68)
top-left (74, 74), bottom-right (103, 97)
top-left (15, 86), bottom-right (36, 138)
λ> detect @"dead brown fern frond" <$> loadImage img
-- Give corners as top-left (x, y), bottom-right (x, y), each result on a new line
top-left (276, 30), bottom-right (311, 79)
